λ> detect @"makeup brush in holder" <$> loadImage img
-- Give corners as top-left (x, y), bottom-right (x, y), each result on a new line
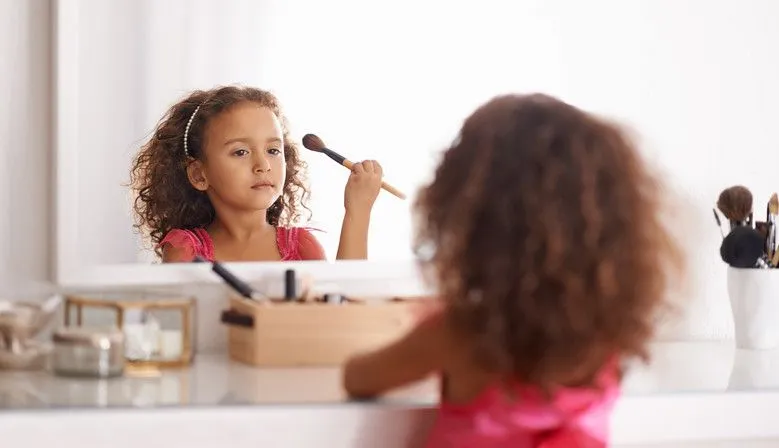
top-left (302, 133), bottom-right (407, 200)
top-left (720, 225), bottom-right (768, 268)
top-left (766, 193), bottom-right (779, 266)
top-left (717, 185), bottom-right (753, 230)
top-left (712, 208), bottom-right (726, 239)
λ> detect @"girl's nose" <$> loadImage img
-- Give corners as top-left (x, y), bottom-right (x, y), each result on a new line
top-left (253, 153), bottom-right (271, 172)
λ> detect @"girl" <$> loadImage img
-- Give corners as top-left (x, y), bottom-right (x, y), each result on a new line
top-left (131, 85), bottom-right (382, 262)
top-left (342, 94), bottom-right (683, 447)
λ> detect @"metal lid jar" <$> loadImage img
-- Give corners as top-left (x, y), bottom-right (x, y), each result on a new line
top-left (51, 327), bottom-right (125, 378)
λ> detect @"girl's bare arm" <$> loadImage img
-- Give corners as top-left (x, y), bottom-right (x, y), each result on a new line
top-left (342, 311), bottom-right (450, 399)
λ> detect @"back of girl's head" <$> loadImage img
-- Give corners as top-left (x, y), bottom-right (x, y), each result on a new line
top-left (130, 85), bottom-right (309, 252)
top-left (414, 93), bottom-right (683, 390)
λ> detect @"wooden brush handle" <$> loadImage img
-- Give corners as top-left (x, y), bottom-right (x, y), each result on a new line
top-left (342, 160), bottom-right (407, 200)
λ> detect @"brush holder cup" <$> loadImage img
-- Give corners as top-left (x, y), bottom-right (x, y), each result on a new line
top-left (727, 267), bottom-right (779, 350)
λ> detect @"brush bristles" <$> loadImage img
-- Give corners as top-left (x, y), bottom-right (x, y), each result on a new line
top-left (769, 193), bottom-right (779, 215)
top-left (302, 134), bottom-right (326, 152)
top-left (720, 226), bottom-right (764, 268)
top-left (717, 185), bottom-right (753, 222)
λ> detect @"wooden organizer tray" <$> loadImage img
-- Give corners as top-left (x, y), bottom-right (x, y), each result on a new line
top-left (221, 295), bottom-right (422, 367)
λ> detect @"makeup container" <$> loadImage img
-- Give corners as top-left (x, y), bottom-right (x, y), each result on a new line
top-left (51, 327), bottom-right (125, 378)
top-left (62, 293), bottom-right (196, 369)
top-left (218, 267), bottom-right (419, 366)
top-left (221, 295), bottom-right (417, 366)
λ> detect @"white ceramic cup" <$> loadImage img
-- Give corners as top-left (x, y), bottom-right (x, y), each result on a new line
top-left (727, 266), bottom-right (779, 350)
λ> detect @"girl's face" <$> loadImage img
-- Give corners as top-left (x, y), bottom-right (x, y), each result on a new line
top-left (187, 102), bottom-right (286, 213)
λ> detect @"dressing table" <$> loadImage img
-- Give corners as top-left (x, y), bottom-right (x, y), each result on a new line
top-left (1, 261), bottom-right (778, 447)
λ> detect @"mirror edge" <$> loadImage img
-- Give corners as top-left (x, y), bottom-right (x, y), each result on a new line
top-left (53, 0), bottom-right (83, 286)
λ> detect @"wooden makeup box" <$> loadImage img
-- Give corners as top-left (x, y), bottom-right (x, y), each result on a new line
top-left (220, 295), bottom-right (422, 367)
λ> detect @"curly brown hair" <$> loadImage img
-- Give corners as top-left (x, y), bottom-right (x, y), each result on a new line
top-left (130, 86), bottom-right (310, 255)
top-left (414, 93), bottom-right (683, 391)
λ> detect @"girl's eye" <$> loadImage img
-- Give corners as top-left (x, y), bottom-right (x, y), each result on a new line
top-left (268, 147), bottom-right (282, 155)
top-left (232, 148), bottom-right (249, 157)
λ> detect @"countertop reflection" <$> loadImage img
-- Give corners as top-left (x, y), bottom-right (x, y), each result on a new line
top-left (0, 341), bottom-right (777, 410)
top-left (0, 354), bottom-right (437, 409)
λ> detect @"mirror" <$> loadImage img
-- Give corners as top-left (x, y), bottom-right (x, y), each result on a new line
top-left (59, 1), bottom-right (653, 278)
top-left (58, 0), bottom-right (525, 275)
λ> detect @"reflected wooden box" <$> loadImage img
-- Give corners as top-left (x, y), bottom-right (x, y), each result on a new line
top-left (221, 295), bottom-right (423, 367)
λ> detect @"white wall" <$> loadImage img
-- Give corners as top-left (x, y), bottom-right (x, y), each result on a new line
top-left (5, 0), bottom-right (779, 340)
top-left (0, 0), bottom-right (52, 291)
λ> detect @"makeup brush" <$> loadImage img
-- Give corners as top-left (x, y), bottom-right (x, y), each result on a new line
top-left (767, 193), bottom-right (779, 264)
top-left (712, 208), bottom-right (725, 239)
top-left (717, 185), bottom-right (753, 230)
top-left (193, 256), bottom-right (267, 301)
top-left (719, 225), bottom-right (765, 268)
top-left (301, 133), bottom-right (407, 200)
top-left (755, 221), bottom-right (769, 240)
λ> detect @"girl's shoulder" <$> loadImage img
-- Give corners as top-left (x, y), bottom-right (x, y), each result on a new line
top-left (159, 228), bottom-right (214, 261)
top-left (276, 226), bottom-right (326, 261)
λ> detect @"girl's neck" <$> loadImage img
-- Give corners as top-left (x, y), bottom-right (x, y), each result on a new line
top-left (208, 209), bottom-right (273, 242)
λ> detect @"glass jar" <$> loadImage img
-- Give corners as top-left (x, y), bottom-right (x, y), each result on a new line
top-left (51, 327), bottom-right (125, 378)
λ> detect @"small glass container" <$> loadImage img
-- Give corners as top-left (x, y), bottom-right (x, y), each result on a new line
top-left (63, 293), bottom-right (197, 369)
top-left (51, 327), bottom-right (125, 378)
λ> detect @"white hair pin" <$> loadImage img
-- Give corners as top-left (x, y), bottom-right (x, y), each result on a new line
top-left (183, 104), bottom-right (202, 158)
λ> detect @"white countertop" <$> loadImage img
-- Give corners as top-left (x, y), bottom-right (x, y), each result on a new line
top-left (1, 341), bottom-right (777, 409)
top-left (0, 351), bottom-right (437, 409)
top-left (1, 341), bottom-right (778, 447)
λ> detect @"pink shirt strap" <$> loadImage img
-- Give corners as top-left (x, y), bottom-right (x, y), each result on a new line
top-left (296, 227), bottom-right (327, 260)
top-left (158, 228), bottom-right (213, 261)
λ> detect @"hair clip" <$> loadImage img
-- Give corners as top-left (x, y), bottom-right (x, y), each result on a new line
top-left (183, 104), bottom-right (202, 158)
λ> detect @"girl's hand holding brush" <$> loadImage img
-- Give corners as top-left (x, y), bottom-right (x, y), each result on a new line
top-left (337, 160), bottom-right (383, 260)
top-left (301, 133), bottom-right (405, 260)
top-left (345, 160), bottom-right (383, 213)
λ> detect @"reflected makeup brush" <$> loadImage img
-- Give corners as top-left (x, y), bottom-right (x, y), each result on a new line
top-left (302, 133), bottom-right (407, 200)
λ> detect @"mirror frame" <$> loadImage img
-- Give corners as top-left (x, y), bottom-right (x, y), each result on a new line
top-left (53, 0), bottom-right (82, 285)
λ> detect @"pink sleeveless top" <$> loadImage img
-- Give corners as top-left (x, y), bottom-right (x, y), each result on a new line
top-left (425, 362), bottom-right (620, 448)
top-left (159, 227), bottom-right (326, 262)
top-left (407, 303), bottom-right (619, 447)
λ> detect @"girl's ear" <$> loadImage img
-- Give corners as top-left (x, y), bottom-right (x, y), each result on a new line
top-left (186, 160), bottom-right (209, 191)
